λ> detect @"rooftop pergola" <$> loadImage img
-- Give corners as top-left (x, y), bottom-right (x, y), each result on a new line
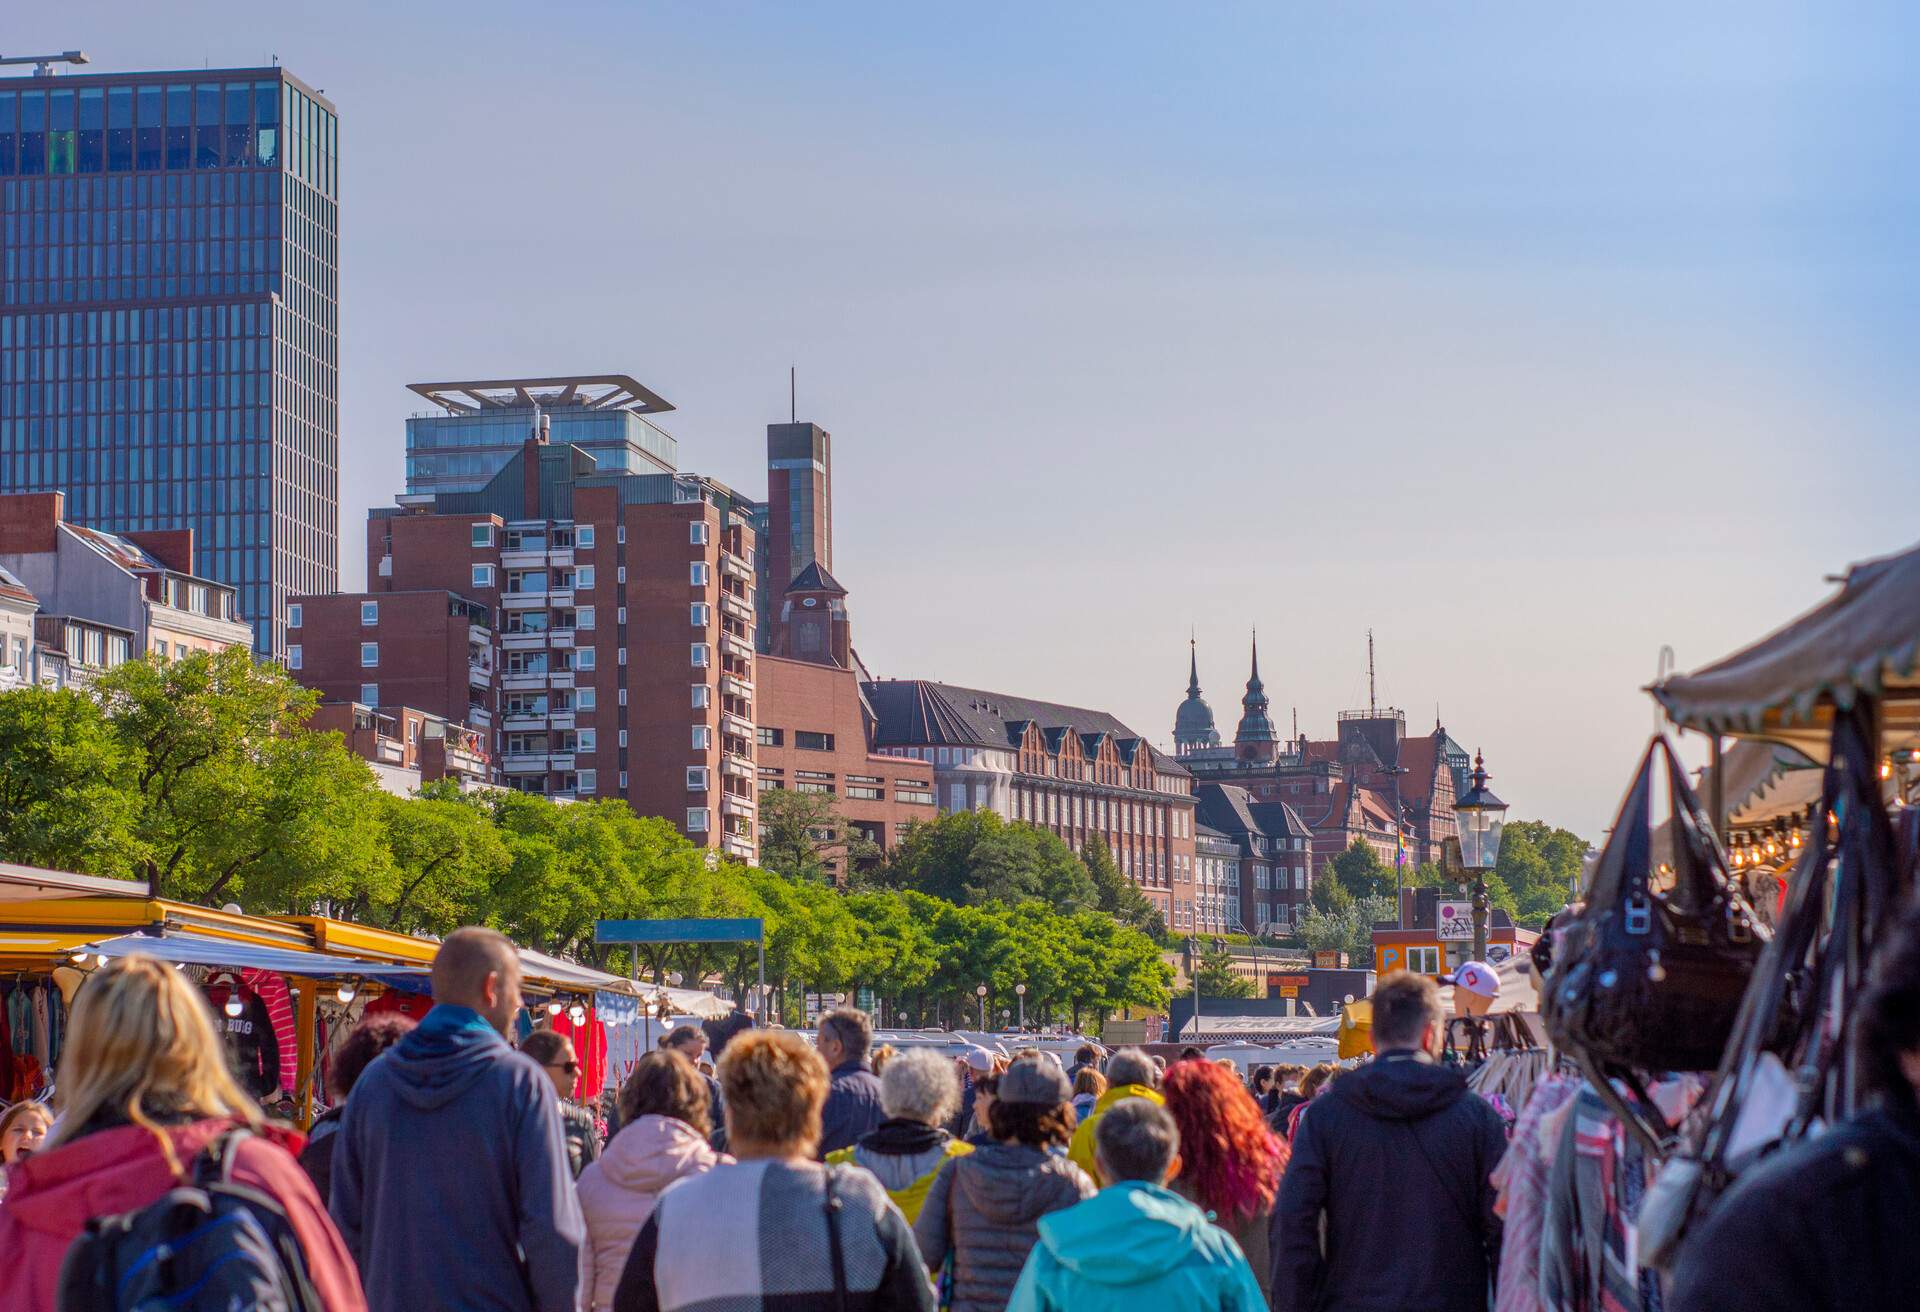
top-left (407, 373), bottom-right (674, 416)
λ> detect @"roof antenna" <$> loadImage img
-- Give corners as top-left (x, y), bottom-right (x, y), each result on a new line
top-left (790, 365), bottom-right (796, 424)
top-left (1367, 628), bottom-right (1377, 714)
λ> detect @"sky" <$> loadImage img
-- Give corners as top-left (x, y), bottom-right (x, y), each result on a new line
top-left (19, 2), bottom-right (1919, 838)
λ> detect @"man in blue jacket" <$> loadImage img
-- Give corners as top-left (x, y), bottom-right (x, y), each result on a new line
top-left (1270, 970), bottom-right (1508, 1312)
top-left (815, 1006), bottom-right (884, 1158)
top-left (1006, 1098), bottom-right (1266, 1311)
top-left (331, 926), bottom-right (584, 1312)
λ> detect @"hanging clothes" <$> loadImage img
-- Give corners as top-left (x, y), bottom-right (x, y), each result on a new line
top-left (239, 969), bottom-right (298, 1096)
top-left (552, 1003), bottom-right (608, 1097)
top-left (204, 977), bottom-right (281, 1101)
top-left (1493, 1074), bottom-right (1581, 1312)
top-left (362, 990), bottom-right (433, 1024)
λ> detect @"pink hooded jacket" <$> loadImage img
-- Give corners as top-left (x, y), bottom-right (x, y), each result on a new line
top-left (574, 1114), bottom-right (727, 1312)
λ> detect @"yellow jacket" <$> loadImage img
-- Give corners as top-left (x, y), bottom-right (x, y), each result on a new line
top-left (1067, 1084), bottom-right (1165, 1181)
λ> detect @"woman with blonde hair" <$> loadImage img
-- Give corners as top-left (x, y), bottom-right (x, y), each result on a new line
top-left (0, 955), bottom-right (365, 1312)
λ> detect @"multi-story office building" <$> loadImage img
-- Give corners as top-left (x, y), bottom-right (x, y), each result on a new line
top-left (0, 65), bottom-right (339, 654)
top-left (0, 488), bottom-right (250, 686)
top-left (293, 375), bottom-right (761, 863)
top-left (864, 679), bottom-right (1202, 930)
top-left (1193, 783), bottom-right (1316, 935)
top-left (403, 375), bottom-right (677, 495)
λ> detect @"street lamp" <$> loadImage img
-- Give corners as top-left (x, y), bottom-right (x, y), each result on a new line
top-left (975, 983), bottom-right (988, 1031)
top-left (1454, 750), bottom-right (1509, 962)
top-left (1015, 983), bottom-right (1026, 1030)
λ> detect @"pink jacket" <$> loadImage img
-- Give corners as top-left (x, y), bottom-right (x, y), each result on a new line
top-left (574, 1115), bottom-right (728, 1312)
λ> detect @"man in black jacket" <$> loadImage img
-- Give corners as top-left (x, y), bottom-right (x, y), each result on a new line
top-left (1270, 971), bottom-right (1508, 1312)
top-left (814, 1006), bottom-right (884, 1158)
top-left (1669, 904), bottom-right (1920, 1312)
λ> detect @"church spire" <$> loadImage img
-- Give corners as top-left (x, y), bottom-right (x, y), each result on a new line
top-left (1188, 633), bottom-right (1202, 697)
top-left (1234, 628), bottom-right (1279, 761)
top-left (1173, 634), bottom-right (1220, 754)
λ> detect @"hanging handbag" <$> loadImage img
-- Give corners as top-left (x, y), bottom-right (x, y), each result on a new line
top-left (1544, 735), bottom-right (1767, 1077)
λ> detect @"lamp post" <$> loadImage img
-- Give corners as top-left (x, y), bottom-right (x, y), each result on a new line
top-left (1015, 983), bottom-right (1026, 1030)
top-left (975, 983), bottom-right (988, 1031)
top-left (1453, 751), bottom-right (1509, 963)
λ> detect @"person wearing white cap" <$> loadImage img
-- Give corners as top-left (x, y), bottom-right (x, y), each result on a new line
top-left (1439, 961), bottom-right (1500, 1017)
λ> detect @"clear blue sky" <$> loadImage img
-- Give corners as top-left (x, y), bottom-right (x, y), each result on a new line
top-left (17, 3), bottom-right (1917, 837)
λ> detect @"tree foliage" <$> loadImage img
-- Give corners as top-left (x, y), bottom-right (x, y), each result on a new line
top-left (1082, 835), bottom-right (1165, 943)
top-left (1294, 893), bottom-right (1397, 963)
top-left (1321, 838), bottom-right (1396, 900)
top-left (878, 809), bottom-right (1096, 912)
top-left (1195, 945), bottom-right (1256, 998)
top-left (756, 787), bottom-right (880, 883)
top-left (0, 686), bottom-right (146, 876)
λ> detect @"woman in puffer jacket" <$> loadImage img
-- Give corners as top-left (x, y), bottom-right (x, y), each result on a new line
top-left (575, 1050), bottom-right (729, 1312)
top-left (0, 954), bottom-right (364, 1312)
top-left (828, 1046), bottom-right (973, 1223)
top-left (914, 1056), bottom-right (1095, 1312)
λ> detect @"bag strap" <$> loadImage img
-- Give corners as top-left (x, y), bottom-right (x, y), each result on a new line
top-left (191, 1126), bottom-right (250, 1188)
top-left (822, 1164), bottom-right (850, 1312)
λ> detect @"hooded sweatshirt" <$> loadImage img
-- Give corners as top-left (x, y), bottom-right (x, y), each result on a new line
top-left (913, 1140), bottom-right (1096, 1312)
top-left (1006, 1180), bottom-right (1267, 1312)
top-left (1269, 1051), bottom-right (1508, 1312)
top-left (329, 1004), bottom-right (584, 1312)
top-left (1066, 1083), bottom-right (1162, 1181)
top-left (575, 1115), bottom-right (727, 1312)
top-left (827, 1117), bottom-right (973, 1223)
top-left (0, 1117), bottom-right (365, 1312)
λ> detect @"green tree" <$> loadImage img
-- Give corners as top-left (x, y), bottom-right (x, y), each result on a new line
top-left (880, 810), bottom-right (1096, 912)
top-left (362, 786), bottom-right (508, 933)
top-left (1311, 872), bottom-right (1355, 916)
top-left (1194, 944), bottom-right (1256, 998)
top-left (1081, 836), bottom-right (1165, 942)
top-left (0, 686), bottom-right (146, 878)
top-left (1494, 820), bottom-right (1589, 927)
top-left (757, 787), bottom-right (880, 884)
top-left (1322, 839), bottom-right (1395, 900)
top-left (1294, 893), bottom-right (1397, 963)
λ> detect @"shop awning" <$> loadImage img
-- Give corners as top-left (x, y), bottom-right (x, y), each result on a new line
top-left (83, 931), bottom-right (432, 983)
top-left (1653, 540), bottom-right (1920, 758)
top-left (0, 863), bottom-right (149, 903)
top-left (0, 928), bottom-right (110, 967)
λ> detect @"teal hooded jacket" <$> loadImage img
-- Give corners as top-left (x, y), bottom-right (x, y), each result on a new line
top-left (1005, 1180), bottom-right (1267, 1312)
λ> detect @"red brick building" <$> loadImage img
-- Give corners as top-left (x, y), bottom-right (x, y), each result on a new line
top-left (294, 418), bottom-right (761, 863)
top-left (306, 701), bottom-right (490, 794)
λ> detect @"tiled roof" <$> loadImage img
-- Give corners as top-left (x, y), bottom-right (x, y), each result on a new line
top-left (66, 524), bottom-right (163, 573)
top-left (862, 679), bottom-right (1191, 779)
top-left (0, 563), bottom-right (36, 607)
top-left (784, 561), bottom-right (847, 596)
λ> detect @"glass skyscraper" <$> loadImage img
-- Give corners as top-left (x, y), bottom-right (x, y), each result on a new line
top-left (0, 66), bottom-right (339, 653)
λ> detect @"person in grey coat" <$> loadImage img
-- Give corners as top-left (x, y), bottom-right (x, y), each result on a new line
top-left (331, 928), bottom-right (584, 1312)
top-left (914, 1056), bottom-right (1096, 1312)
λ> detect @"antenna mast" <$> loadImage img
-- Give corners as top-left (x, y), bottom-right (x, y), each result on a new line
top-left (789, 365), bottom-right (796, 423)
top-left (1368, 629), bottom-right (1377, 714)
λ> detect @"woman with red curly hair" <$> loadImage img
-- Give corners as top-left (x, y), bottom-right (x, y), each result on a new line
top-left (1160, 1058), bottom-right (1289, 1303)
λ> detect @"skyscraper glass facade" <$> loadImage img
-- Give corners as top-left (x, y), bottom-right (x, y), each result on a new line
top-left (0, 67), bottom-right (339, 653)
top-left (405, 406), bottom-right (678, 495)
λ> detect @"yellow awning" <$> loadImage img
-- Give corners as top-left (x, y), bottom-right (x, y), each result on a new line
top-left (0, 928), bottom-right (110, 967)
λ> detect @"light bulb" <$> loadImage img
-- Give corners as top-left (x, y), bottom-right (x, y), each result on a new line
top-left (95, 954), bottom-right (108, 967)
top-left (336, 984), bottom-right (357, 1004)
top-left (69, 949), bottom-right (88, 964)
top-left (224, 995), bottom-right (244, 1019)
top-left (568, 1005), bottom-right (586, 1025)
top-left (546, 1001), bottom-right (563, 1017)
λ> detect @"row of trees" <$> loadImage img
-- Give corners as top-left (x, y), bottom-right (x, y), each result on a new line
top-left (0, 649), bottom-right (1172, 1032)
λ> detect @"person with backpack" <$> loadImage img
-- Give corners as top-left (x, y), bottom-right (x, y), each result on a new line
top-left (0, 953), bottom-right (364, 1312)
top-left (329, 926), bottom-right (583, 1312)
top-left (827, 1046), bottom-right (973, 1223)
top-left (1269, 971), bottom-right (1508, 1312)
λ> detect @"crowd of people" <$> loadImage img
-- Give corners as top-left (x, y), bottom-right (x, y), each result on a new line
top-left (3, 911), bottom-right (1920, 1310)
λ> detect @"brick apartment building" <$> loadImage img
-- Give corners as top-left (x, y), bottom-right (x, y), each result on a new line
top-left (1193, 783), bottom-right (1316, 935)
top-left (864, 679), bottom-right (1203, 931)
top-left (0, 491), bottom-right (252, 687)
top-left (306, 701), bottom-right (490, 796)
top-left (293, 376), bottom-right (761, 864)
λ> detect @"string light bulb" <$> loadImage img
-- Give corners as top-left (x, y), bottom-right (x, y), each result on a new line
top-left (95, 953), bottom-right (108, 967)
top-left (223, 995), bottom-right (244, 1019)
top-left (567, 1004), bottom-right (586, 1025)
top-left (69, 949), bottom-right (89, 964)
top-left (546, 1001), bottom-right (563, 1017)
top-left (336, 984), bottom-right (357, 1004)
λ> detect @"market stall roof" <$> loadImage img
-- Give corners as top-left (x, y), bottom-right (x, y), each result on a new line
top-left (0, 863), bottom-right (151, 903)
top-left (1653, 539), bottom-right (1920, 759)
top-left (1178, 1015), bottom-right (1340, 1040)
top-left (80, 931), bottom-right (432, 982)
top-left (0, 928), bottom-right (109, 968)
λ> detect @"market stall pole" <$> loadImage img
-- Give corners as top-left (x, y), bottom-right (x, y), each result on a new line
top-left (1453, 752), bottom-right (1508, 963)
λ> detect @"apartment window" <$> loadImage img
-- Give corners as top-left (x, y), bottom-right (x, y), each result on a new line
top-left (360, 643), bottom-right (379, 667)
top-left (287, 603), bottom-right (303, 629)
top-left (897, 784), bottom-right (935, 806)
top-left (575, 565), bottom-right (595, 589)
top-left (691, 726), bottom-right (711, 750)
top-left (690, 643), bottom-right (710, 668)
top-left (796, 781), bottom-right (834, 795)
top-left (689, 562), bottom-right (710, 586)
top-left (690, 603), bottom-right (709, 627)
top-left (687, 766), bottom-right (710, 791)
top-left (617, 525), bottom-right (626, 544)
top-left (686, 808), bottom-right (710, 832)
top-left (617, 607), bottom-right (627, 625)
top-left (689, 521), bottom-right (709, 545)
top-left (287, 646), bottom-right (303, 671)
top-left (577, 687), bottom-right (597, 711)
top-left (575, 728), bottom-right (597, 752)
top-left (576, 525), bottom-right (595, 549)
top-left (692, 686), bottom-right (711, 709)
top-left (847, 785), bottom-right (883, 801)
top-left (796, 731), bottom-right (834, 752)
top-left (576, 606), bottom-right (595, 630)
top-left (617, 566), bottom-right (627, 584)
top-left (471, 523), bottom-right (494, 547)
top-left (360, 683), bottom-right (379, 706)
top-left (619, 771), bottom-right (629, 789)
top-left (1407, 947), bottom-right (1441, 975)
top-left (949, 783), bottom-right (966, 812)
top-left (472, 564), bottom-right (495, 588)
top-left (757, 727), bottom-right (783, 747)
top-left (576, 769), bottom-right (597, 794)
top-left (575, 648), bottom-right (597, 670)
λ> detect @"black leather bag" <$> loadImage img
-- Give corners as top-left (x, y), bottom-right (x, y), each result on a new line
top-left (1545, 735), bottom-right (1767, 1075)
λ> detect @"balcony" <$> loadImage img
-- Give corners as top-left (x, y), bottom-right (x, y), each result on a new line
top-left (550, 671), bottom-right (575, 689)
top-left (721, 709), bottom-right (753, 739)
top-left (501, 754), bottom-right (550, 775)
top-left (468, 660), bottom-right (493, 685)
top-left (501, 591), bottom-right (547, 609)
top-left (500, 548), bottom-right (547, 569)
top-left (720, 792), bottom-right (754, 818)
top-left (718, 672), bottom-right (752, 698)
top-left (444, 748), bottom-right (489, 778)
top-left (722, 754), bottom-right (753, 780)
top-left (502, 632), bottom-right (549, 651)
top-left (720, 554), bottom-right (751, 582)
top-left (502, 711), bottom-right (547, 732)
top-left (549, 629), bottom-right (575, 648)
top-left (549, 753), bottom-right (575, 772)
top-left (722, 833), bottom-right (756, 861)
top-left (466, 705), bottom-right (492, 728)
top-left (549, 710), bottom-right (576, 731)
top-left (501, 671), bottom-right (549, 692)
top-left (720, 632), bottom-right (753, 662)
top-left (546, 589), bottom-right (574, 609)
top-left (720, 592), bottom-right (754, 624)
